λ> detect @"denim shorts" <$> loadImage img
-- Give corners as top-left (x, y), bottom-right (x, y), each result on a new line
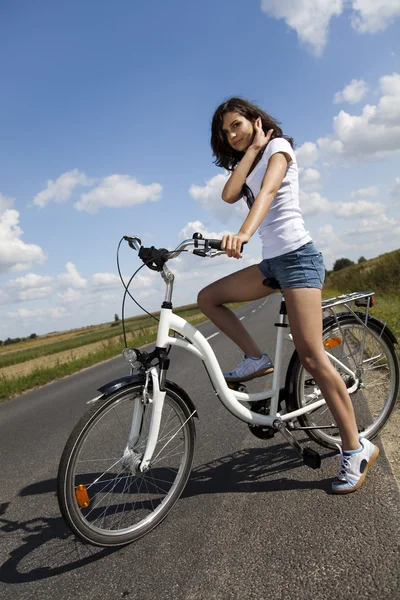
top-left (258, 241), bottom-right (325, 290)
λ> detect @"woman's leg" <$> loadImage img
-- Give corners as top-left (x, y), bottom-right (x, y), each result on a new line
top-left (283, 287), bottom-right (360, 451)
top-left (197, 265), bottom-right (275, 357)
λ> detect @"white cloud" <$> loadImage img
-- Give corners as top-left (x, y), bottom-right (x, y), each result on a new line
top-left (33, 169), bottom-right (91, 207)
top-left (343, 214), bottom-right (400, 237)
top-left (0, 209), bottom-right (46, 274)
top-left (315, 214), bottom-right (400, 269)
top-left (334, 199), bottom-right (385, 218)
top-left (7, 307), bottom-right (68, 320)
top-left (19, 287), bottom-right (54, 301)
top-left (376, 73), bottom-right (400, 124)
top-left (92, 273), bottom-right (121, 288)
top-left (91, 272), bottom-right (155, 292)
top-left (0, 192), bottom-right (14, 213)
top-left (300, 190), bottom-right (386, 218)
top-left (5, 273), bottom-right (53, 290)
top-left (299, 168), bottom-right (321, 185)
top-left (317, 137), bottom-right (344, 158)
top-left (334, 79), bottom-right (368, 104)
top-left (317, 223), bottom-right (348, 252)
top-left (260, 1), bottom-right (400, 55)
top-left (313, 73), bottom-right (400, 163)
top-left (137, 289), bottom-right (156, 300)
top-left (57, 288), bottom-right (82, 303)
top-left (135, 274), bottom-right (154, 288)
top-left (300, 191), bottom-right (330, 216)
top-left (391, 177), bottom-right (400, 199)
top-left (315, 224), bottom-right (360, 269)
top-left (75, 175), bottom-right (162, 214)
top-left (189, 174), bottom-right (247, 223)
top-left (260, 0), bottom-right (344, 56)
top-left (58, 262), bottom-right (87, 289)
top-left (2, 273), bottom-right (54, 304)
top-left (350, 0), bottom-right (400, 34)
top-left (350, 185), bottom-right (379, 198)
top-left (295, 142), bottom-right (319, 167)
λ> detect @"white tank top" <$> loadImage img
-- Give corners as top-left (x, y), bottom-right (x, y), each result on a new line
top-left (245, 137), bottom-right (311, 259)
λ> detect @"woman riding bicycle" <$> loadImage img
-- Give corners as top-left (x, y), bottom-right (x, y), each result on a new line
top-left (197, 97), bottom-right (379, 494)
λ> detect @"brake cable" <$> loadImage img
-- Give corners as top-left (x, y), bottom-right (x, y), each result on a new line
top-left (116, 238), bottom-right (188, 349)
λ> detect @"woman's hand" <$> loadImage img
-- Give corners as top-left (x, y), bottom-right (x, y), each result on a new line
top-left (249, 118), bottom-right (274, 153)
top-left (221, 231), bottom-right (250, 259)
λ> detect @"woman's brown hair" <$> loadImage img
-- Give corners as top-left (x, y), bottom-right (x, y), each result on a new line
top-left (211, 97), bottom-right (295, 172)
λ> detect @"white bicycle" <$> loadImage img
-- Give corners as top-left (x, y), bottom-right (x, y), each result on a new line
top-left (57, 234), bottom-right (399, 547)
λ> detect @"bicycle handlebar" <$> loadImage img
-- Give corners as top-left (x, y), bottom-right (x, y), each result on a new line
top-left (124, 233), bottom-right (245, 271)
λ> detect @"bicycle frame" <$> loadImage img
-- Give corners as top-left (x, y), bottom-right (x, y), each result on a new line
top-left (138, 301), bottom-right (363, 470)
top-left (121, 237), bottom-right (364, 471)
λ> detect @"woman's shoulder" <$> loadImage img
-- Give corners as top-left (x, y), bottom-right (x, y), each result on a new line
top-left (264, 137), bottom-right (296, 162)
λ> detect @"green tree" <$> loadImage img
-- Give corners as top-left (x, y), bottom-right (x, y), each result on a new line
top-left (333, 258), bottom-right (355, 272)
top-left (114, 313), bottom-right (120, 322)
top-left (358, 256), bottom-right (367, 263)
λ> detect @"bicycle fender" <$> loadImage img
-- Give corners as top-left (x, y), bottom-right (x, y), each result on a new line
top-left (323, 312), bottom-right (398, 345)
top-left (97, 374), bottom-right (199, 418)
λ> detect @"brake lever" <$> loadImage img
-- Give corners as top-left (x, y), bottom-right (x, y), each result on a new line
top-left (193, 249), bottom-right (225, 258)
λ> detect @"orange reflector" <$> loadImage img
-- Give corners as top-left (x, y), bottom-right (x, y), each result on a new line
top-left (370, 297), bottom-right (375, 307)
top-left (75, 484), bottom-right (90, 508)
top-left (324, 337), bottom-right (342, 348)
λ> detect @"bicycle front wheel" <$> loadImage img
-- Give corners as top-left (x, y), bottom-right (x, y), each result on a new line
top-left (57, 382), bottom-right (196, 547)
top-left (290, 314), bottom-right (399, 449)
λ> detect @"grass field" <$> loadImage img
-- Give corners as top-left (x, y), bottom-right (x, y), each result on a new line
top-left (323, 248), bottom-right (400, 344)
top-left (0, 305), bottom-right (203, 369)
top-left (0, 303), bottom-right (242, 401)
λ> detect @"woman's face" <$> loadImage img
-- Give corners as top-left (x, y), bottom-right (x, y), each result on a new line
top-left (222, 111), bottom-right (255, 152)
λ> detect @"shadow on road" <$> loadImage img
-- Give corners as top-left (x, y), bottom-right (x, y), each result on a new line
top-left (184, 440), bottom-right (334, 498)
top-left (0, 440), bottom-right (334, 583)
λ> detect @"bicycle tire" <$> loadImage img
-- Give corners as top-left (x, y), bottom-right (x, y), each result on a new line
top-left (57, 382), bottom-right (196, 547)
top-left (288, 314), bottom-right (399, 449)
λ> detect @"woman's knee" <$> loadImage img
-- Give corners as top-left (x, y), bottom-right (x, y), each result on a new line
top-left (299, 352), bottom-right (328, 376)
top-left (197, 286), bottom-right (216, 312)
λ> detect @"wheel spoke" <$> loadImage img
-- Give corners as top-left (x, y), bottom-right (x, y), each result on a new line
top-left (295, 317), bottom-right (398, 449)
top-left (59, 385), bottom-right (194, 545)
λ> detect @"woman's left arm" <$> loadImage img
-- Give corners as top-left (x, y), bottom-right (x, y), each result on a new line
top-left (222, 152), bottom-right (291, 258)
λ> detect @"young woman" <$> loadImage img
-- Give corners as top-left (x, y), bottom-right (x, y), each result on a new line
top-left (197, 97), bottom-right (379, 494)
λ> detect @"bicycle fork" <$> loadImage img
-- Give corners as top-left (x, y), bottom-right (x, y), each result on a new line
top-left (122, 367), bottom-right (166, 473)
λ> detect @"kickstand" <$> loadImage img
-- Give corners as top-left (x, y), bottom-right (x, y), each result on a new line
top-left (275, 421), bottom-right (321, 469)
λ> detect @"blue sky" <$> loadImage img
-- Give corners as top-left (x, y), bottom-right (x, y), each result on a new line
top-left (1, 0), bottom-right (400, 338)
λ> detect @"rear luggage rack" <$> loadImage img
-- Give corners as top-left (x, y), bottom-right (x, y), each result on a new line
top-left (322, 291), bottom-right (374, 311)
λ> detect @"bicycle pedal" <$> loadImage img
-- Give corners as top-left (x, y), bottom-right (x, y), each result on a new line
top-left (226, 381), bottom-right (247, 392)
top-left (302, 447), bottom-right (321, 470)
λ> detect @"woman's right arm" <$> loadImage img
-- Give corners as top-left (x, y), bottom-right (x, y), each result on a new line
top-left (221, 146), bottom-right (260, 204)
top-left (221, 122), bottom-right (274, 204)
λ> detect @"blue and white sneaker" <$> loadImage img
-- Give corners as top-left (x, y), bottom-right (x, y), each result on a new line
top-left (332, 437), bottom-right (379, 494)
top-left (224, 353), bottom-right (274, 383)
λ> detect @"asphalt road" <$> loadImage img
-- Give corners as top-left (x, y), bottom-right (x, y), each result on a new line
top-left (1, 295), bottom-right (399, 600)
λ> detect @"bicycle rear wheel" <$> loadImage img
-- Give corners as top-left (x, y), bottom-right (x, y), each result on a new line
top-left (57, 382), bottom-right (196, 546)
top-left (289, 314), bottom-right (399, 449)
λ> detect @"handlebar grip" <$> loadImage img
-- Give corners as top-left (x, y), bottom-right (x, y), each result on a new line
top-left (208, 239), bottom-right (223, 251)
top-left (208, 239), bottom-right (247, 253)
